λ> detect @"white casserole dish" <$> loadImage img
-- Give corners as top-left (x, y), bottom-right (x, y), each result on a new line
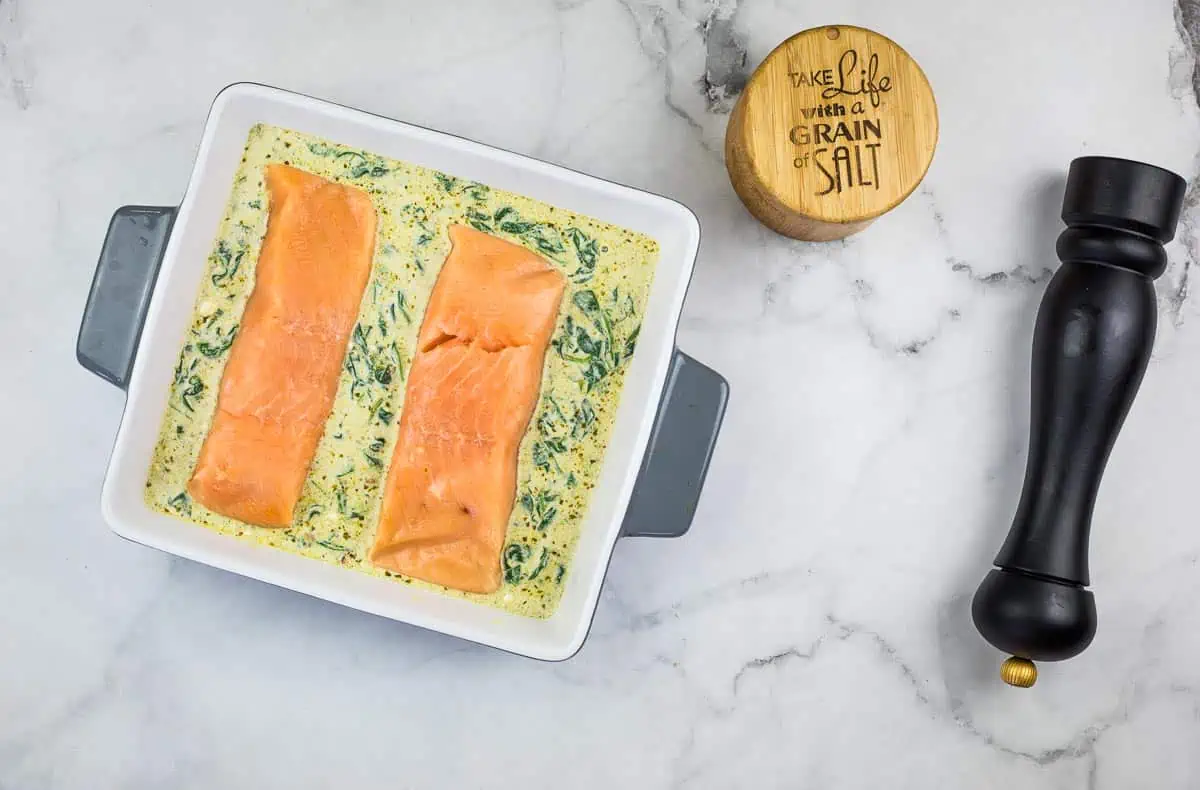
top-left (77, 83), bottom-right (726, 660)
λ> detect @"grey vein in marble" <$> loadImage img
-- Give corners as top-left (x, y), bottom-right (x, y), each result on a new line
top-left (701, 7), bottom-right (747, 112)
top-left (0, 0), bottom-right (32, 109)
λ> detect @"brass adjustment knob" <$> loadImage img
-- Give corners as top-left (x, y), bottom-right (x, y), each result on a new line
top-left (1000, 656), bottom-right (1038, 688)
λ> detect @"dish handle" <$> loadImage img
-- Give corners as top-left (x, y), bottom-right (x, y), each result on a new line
top-left (620, 350), bottom-right (729, 539)
top-left (76, 206), bottom-right (177, 389)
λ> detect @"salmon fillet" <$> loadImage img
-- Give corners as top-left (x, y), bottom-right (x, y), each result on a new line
top-left (370, 224), bottom-right (566, 593)
top-left (188, 164), bottom-right (377, 527)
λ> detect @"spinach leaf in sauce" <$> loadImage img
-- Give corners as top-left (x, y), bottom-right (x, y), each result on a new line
top-left (469, 205), bottom-right (567, 258)
top-left (347, 158), bottom-right (389, 179)
top-left (623, 323), bottom-right (641, 362)
top-left (344, 284), bottom-right (408, 405)
top-left (565, 227), bottom-right (600, 283)
top-left (210, 240), bottom-right (247, 287)
top-left (519, 489), bottom-right (559, 532)
top-left (466, 207), bottom-right (493, 233)
top-left (528, 548), bottom-right (551, 580)
top-left (316, 538), bottom-right (351, 553)
top-left (552, 288), bottom-right (641, 392)
top-left (435, 172), bottom-right (489, 202)
top-left (571, 399), bottom-right (597, 440)
top-left (494, 206), bottom-right (536, 235)
top-left (400, 205), bottom-right (436, 265)
top-left (503, 543), bottom-right (531, 585)
top-left (167, 492), bottom-right (191, 515)
top-left (532, 438), bottom-right (566, 473)
top-left (307, 142), bottom-right (390, 179)
top-left (334, 484), bottom-right (365, 521)
top-left (180, 375), bottom-right (205, 412)
top-left (196, 324), bottom-right (239, 358)
top-left (394, 292), bottom-right (412, 325)
top-left (362, 437), bottom-right (387, 469)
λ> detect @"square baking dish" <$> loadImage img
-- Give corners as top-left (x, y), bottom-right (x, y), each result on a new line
top-left (77, 83), bottom-right (727, 660)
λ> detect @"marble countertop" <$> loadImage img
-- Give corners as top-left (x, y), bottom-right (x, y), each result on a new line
top-left (6, 0), bottom-right (1200, 787)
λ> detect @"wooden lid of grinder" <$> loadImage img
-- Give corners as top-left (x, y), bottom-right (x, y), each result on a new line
top-left (725, 25), bottom-right (938, 241)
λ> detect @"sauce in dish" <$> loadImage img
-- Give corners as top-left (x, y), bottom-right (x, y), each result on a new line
top-left (144, 123), bottom-right (658, 618)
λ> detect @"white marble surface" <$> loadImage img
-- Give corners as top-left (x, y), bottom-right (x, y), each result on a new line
top-left (5, 0), bottom-right (1200, 787)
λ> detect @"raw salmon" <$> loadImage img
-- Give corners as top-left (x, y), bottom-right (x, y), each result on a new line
top-left (188, 164), bottom-right (377, 527)
top-left (369, 224), bottom-right (566, 593)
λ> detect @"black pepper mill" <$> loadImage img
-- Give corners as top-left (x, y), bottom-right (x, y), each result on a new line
top-left (972, 157), bottom-right (1187, 688)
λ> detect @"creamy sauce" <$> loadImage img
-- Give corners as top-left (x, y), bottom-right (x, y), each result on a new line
top-left (144, 124), bottom-right (658, 618)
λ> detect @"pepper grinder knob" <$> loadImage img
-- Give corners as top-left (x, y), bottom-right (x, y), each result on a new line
top-left (1000, 656), bottom-right (1038, 688)
top-left (972, 157), bottom-right (1186, 687)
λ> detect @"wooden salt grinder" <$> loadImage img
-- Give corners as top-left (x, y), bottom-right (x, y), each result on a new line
top-left (725, 25), bottom-right (938, 241)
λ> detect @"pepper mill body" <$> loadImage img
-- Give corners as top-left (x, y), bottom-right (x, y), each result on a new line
top-left (972, 157), bottom-right (1186, 686)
